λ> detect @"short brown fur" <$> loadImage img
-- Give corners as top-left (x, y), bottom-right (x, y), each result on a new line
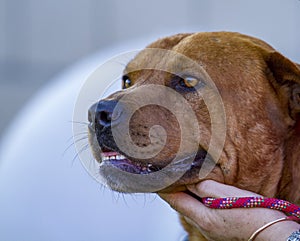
top-left (89, 32), bottom-right (300, 241)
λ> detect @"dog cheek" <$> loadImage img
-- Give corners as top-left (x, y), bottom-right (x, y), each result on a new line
top-left (193, 103), bottom-right (212, 150)
top-left (128, 105), bottom-right (182, 163)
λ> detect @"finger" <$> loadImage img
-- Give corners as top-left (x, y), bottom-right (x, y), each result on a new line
top-left (187, 180), bottom-right (262, 198)
top-left (158, 192), bottom-right (211, 224)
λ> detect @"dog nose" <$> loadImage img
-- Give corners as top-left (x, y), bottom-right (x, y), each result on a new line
top-left (88, 100), bottom-right (120, 129)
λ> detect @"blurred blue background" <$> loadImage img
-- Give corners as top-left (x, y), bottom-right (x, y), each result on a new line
top-left (0, 0), bottom-right (300, 135)
top-left (0, 1), bottom-right (299, 241)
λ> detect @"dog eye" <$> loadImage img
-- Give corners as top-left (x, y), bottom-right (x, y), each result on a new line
top-left (182, 77), bottom-right (199, 88)
top-left (172, 76), bottom-right (205, 92)
top-left (122, 75), bottom-right (132, 89)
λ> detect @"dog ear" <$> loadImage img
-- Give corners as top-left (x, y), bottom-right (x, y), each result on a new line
top-left (266, 52), bottom-right (300, 203)
top-left (265, 51), bottom-right (300, 120)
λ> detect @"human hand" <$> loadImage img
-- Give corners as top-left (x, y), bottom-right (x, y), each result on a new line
top-left (159, 180), bottom-right (300, 241)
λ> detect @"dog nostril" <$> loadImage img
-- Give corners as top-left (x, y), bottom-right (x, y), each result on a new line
top-left (96, 108), bottom-right (121, 128)
top-left (89, 100), bottom-right (120, 128)
top-left (100, 111), bottom-right (112, 124)
top-left (97, 110), bottom-right (117, 128)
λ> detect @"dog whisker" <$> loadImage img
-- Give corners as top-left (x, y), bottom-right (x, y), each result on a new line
top-left (72, 143), bottom-right (90, 165)
top-left (111, 190), bottom-right (123, 204)
top-left (121, 193), bottom-right (130, 207)
top-left (112, 59), bottom-right (132, 68)
top-left (73, 136), bottom-right (89, 144)
top-left (69, 120), bottom-right (89, 125)
top-left (63, 136), bottom-right (89, 158)
top-left (66, 132), bottom-right (88, 143)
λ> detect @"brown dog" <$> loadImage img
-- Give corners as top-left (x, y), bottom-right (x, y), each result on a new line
top-left (88, 32), bottom-right (300, 240)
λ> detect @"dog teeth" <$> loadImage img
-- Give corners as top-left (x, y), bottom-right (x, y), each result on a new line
top-left (100, 152), bottom-right (156, 173)
top-left (102, 156), bottom-right (110, 161)
top-left (101, 153), bottom-right (126, 161)
top-left (116, 155), bottom-right (125, 160)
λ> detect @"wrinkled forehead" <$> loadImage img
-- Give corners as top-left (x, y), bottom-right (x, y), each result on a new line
top-left (125, 47), bottom-right (207, 80)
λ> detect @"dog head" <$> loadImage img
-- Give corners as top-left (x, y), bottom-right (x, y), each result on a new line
top-left (88, 32), bottom-right (300, 201)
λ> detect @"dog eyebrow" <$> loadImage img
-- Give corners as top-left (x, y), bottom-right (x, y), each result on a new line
top-left (167, 55), bottom-right (206, 75)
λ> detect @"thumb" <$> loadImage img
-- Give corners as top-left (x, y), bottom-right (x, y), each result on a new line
top-left (187, 180), bottom-right (262, 198)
